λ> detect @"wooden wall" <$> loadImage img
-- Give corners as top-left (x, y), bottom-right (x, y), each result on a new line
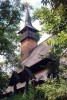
top-left (21, 38), bottom-right (37, 61)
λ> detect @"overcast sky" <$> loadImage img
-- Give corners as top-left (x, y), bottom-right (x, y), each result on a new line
top-left (0, 0), bottom-right (50, 63)
top-left (21, 0), bottom-right (41, 8)
top-left (20, 0), bottom-right (50, 44)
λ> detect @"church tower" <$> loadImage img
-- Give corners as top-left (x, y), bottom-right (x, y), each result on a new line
top-left (18, 3), bottom-right (39, 61)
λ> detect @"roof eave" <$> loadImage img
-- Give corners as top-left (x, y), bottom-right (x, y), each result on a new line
top-left (18, 26), bottom-right (39, 34)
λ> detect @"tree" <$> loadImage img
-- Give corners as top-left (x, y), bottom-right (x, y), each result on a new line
top-left (34, 1), bottom-right (67, 57)
top-left (0, 0), bottom-right (25, 67)
top-left (0, 0), bottom-right (26, 94)
top-left (0, 67), bottom-right (9, 93)
top-left (0, 0), bottom-right (34, 68)
top-left (33, 1), bottom-right (67, 99)
top-left (41, 0), bottom-right (67, 8)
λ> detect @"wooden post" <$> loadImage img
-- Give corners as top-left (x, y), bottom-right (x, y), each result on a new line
top-left (14, 84), bottom-right (17, 94)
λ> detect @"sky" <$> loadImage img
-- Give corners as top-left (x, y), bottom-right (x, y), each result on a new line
top-left (21, 0), bottom-right (41, 8)
top-left (0, 0), bottom-right (51, 75)
top-left (0, 0), bottom-right (51, 65)
top-left (20, 0), bottom-right (51, 44)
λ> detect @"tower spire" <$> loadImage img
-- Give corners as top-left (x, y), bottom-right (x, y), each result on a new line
top-left (18, 3), bottom-right (39, 61)
top-left (18, 2), bottom-right (38, 34)
top-left (25, 2), bottom-right (32, 26)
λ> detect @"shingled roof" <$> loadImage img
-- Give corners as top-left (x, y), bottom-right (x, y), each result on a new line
top-left (22, 35), bottom-right (57, 67)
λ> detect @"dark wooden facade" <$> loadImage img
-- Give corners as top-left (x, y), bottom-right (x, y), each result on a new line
top-left (2, 4), bottom-right (58, 98)
top-left (3, 57), bottom-right (58, 97)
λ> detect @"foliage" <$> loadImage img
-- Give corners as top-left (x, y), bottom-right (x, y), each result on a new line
top-left (0, 0), bottom-right (20, 54)
top-left (0, 0), bottom-right (24, 67)
top-left (41, 0), bottom-right (67, 9)
top-left (34, 4), bottom-right (67, 35)
top-left (0, 70), bottom-right (9, 92)
top-left (1, 93), bottom-right (23, 100)
top-left (1, 74), bottom-right (67, 100)
top-left (0, 1), bottom-right (67, 100)
top-left (22, 84), bottom-right (36, 100)
top-left (1, 84), bottom-right (36, 100)
top-left (47, 31), bottom-right (67, 57)
top-left (36, 78), bottom-right (67, 100)
top-left (0, 0), bottom-right (24, 94)
top-left (33, 1), bottom-right (67, 100)
top-left (59, 64), bottom-right (67, 80)
top-left (33, 1), bottom-right (67, 58)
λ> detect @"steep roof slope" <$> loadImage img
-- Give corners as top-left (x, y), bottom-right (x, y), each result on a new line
top-left (22, 35), bottom-right (57, 67)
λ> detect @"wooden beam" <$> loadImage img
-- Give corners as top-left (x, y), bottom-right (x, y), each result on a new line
top-left (25, 67), bottom-right (36, 79)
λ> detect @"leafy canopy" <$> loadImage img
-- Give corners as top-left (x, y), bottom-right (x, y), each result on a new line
top-left (34, 1), bottom-right (67, 57)
top-left (33, 1), bottom-right (67, 99)
top-left (0, 0), bottom-right (25, 67)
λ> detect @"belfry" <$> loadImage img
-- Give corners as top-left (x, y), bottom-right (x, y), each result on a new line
top-left (18, 3), bottom-right (39, 61)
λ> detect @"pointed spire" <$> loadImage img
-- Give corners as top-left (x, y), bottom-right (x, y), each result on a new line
top-left (25, 3), bottom-right (32, 26)
top-left (18, 2), bottom-right (39, 34)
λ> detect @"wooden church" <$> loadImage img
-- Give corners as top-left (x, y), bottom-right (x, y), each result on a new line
top-left (3, 4), bottom-right (58, 96)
